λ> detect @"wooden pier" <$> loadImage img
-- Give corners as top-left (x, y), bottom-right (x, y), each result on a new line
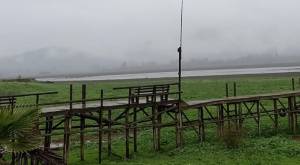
top-left (2, 81), bottom-right (300, 165)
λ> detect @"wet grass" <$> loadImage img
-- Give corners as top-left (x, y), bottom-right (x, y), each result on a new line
top-left (1, 75), bottom-right (300, 164)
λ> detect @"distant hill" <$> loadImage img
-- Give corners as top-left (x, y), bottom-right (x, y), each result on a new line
top-left (0, 47), bottom-right (118, 79)
top-left (1, 47), bottom-right (300, 79)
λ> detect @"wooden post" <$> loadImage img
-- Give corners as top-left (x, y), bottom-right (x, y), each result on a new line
top-left (125, 107), bottom-right (130, 159)
top-left (133, 88), bottom-right (140, 153)
top-left (197, 107), bottom-right (201, 141)
top-left (238, 103), bottom-right (242, 131)
top-left (125, 88), bottom-right (131, 159)
top-left (292, 78), bottom-right (295, 90)
top-left (233, 82), bottom-right (237, 97)
top-left (63, 84), bottom-right (73, 165)
top-left (99, 89), bottom-right (103, 164)
top-left (234, 82), bottom-right (238, 130)
top-left (35, 94), bottom-right (39, 106)
top-left (108, 108), bottom-right (112, 158)
top-left (288, 97), bottom-right (293, 133)
top-left (257, 100), bottom-right (261, 136)
top-left (290, 96), bottom-right (297, 134)
top-left (221, 105), bottom-right (224, 136)
top-left (234, 103), bottom-right (238, 131)
top-left (199, 107), bottom-right (205, 142)
top-left (152, 86), bottom-right (159, 151)
top-left (225, 83), bottom-right (229, 97)
top-left (217, 105), bottom-right (221, 136)
top-left (157, 106), bottom-right (162, 151)
top-left (273, 99), bottom-right (279, 133)
top-left (292, 78), bottom-right (298, 131)
top-left (44, 116), bottom-right (49, 151)
top-left (225, 83), bottom-right (231, 129)
top-left (44, 116), bottom-right (53, 151)
top-left (80, 84), bottom-right (86, 161)
top-left (293, 96), bottom-right (297, 134)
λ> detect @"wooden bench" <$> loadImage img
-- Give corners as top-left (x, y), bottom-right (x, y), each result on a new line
top-left (0, 97), bottom-right (16, 107)
top-left (114, 83), bottom-right (178, 104)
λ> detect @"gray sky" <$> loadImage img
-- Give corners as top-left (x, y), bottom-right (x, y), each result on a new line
top-left (1, 0), bottom-right (300, 63)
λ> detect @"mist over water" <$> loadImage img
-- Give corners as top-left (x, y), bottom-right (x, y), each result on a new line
top-left (1, 0), bottom-right (300, 79)
top-left (37, 66), bottom-right (300, 82)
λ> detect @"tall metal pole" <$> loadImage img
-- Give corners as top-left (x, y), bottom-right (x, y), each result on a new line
top-left (176, 0), bottom-right (184, 148)
top-left (178, 0), bottom-right (184, 97)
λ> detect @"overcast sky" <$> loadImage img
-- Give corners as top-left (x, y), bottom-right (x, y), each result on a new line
top-left (1, 0), bottom-right (300, 63)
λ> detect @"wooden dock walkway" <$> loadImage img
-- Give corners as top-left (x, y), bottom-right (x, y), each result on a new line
top-left (3, 82), bottom-right (300, 165)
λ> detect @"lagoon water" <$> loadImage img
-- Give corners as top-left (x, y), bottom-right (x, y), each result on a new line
top-left (37, 66), bottom-right (300, 82)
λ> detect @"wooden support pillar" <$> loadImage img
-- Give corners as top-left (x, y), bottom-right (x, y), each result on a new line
top-left (221, 105), bottom-right (224, 136)
top-left (152, 86), bottom-right (159, 151)
top-left (133, 107), bottom-right (138, 152)
top-left (293, 96), bottom-right (297, 134)
top-left (273, 99), bottom-right (279, 133)
top-left (157, 106), bottom-right (162, 151)
top-left (198, 107), bottom-right (205, 142)
top-left (99, 89), bottom-right (103, 164)
top-left (125, 108), bottom-right (130, 159)
top-left (225, 83), bottom-right (229, 97)
top-left (218, 104), bottom-right (224, 136)
top-left (133, 88), bottom-right (139, 153)
top-left (80, 84), bottom-right (86, 161)
top-left (234, 103), bottom-right (238, 131)
top-left (125, 88), bottom-right (131, 159)
top-left (233, 82), bottom-right (237, 97)
top-left (292, 78), bottom-right (298, 131)
top-left (108, 108), bottom-right (112, 158)
top-left (292, 78), bottom-right (295, 90)
top-left (44, 116), bottom-right (53, 151)
top-left (238, 103), bottom-right (243, 131)
top-left (35, 94), bottom-right (40, 106)
top-left (152, 105), bottom-right (157, 150)
top-left (225, 84), bottom-right (231, 129)
top-left (292, 79), bottom-right (298, 131)
top-left (234, 82), bottom-right (238, 130)
top-left (289, 96), bottom-right (297, 134)
top-left (257, 100), bottom-right (261, 136)
top-left (63, 84), bottom-right (73, 165)
top-left (288, 97), bottom-right (294, 133)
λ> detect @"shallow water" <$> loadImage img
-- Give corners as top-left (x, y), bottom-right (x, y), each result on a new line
top-left (36, 66), bottom-right (300, 82)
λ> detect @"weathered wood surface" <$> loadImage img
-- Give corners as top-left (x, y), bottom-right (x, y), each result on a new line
top-left (34, 84), bottom-right (300, 164)
top-left (42, 98), bottom-right (177, 114)
top-left (186, 90), bottom-right (300, 108)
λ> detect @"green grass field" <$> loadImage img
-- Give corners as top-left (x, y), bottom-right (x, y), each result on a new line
top-left (1, 75), bottom-right (300, 165)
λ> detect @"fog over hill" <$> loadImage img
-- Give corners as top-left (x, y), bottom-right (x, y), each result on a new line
top-left (1, 47), bottom-right (300, 79)
top-left (1, 1), bottom-right (300, 79)
top-left (0, 47), bottom-right (120, 78)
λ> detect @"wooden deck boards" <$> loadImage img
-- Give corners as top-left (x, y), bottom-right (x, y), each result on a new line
top-left (187, 90), bottom-right (300, 107)
top-left (41, 98), bottom-right (177, 115)
top-left (41, 90), bottom-right (300, 115)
